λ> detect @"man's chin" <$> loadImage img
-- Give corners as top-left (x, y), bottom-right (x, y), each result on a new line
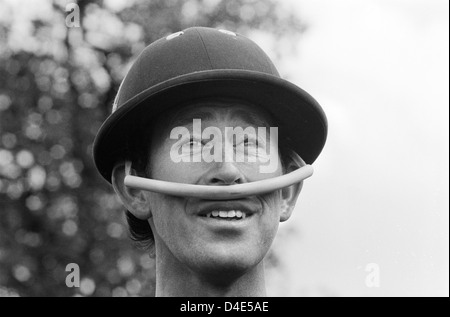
top-left (186, 248), bottom-right (264, 281)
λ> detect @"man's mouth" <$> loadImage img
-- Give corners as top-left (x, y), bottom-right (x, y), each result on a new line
top-left (200, 210), bottom-right (248, 220)
top-left (195, 200), bottom-right (259, 222)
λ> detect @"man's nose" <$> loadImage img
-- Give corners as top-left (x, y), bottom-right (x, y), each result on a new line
top-left (204, 161), bottom-right (245, 185)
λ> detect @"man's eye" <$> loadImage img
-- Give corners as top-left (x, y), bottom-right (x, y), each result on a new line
top-left (187, 138), bottom-right (202, 147)
top-left (242, 138), bottom-right (258, 147)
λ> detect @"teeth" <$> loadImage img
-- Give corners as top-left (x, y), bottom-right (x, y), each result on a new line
top-left (204, 210), bottom-right (248, 219)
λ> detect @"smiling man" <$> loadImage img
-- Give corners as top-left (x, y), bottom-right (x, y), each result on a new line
top-left (93, 27), bottom-right (327, 297)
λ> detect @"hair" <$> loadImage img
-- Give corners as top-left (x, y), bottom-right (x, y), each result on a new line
top-left (122, 99), bottom-right (300, 252)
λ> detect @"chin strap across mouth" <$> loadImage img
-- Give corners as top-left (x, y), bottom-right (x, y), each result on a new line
top-left (123, 161), bottom-right (314, 200)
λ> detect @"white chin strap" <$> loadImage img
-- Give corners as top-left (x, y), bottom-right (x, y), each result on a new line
top-left (124, 161), bottom-right (313, 200)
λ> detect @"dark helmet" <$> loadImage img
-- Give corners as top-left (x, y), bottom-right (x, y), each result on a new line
top-left (93, 27), bottom-right (327, 183)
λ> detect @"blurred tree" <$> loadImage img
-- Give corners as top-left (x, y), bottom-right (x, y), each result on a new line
top-left (0, 0), bottom-right (305, 296)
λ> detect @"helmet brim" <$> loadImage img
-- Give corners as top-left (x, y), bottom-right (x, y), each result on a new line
top-left (93, 69), bottom-right (328, 183)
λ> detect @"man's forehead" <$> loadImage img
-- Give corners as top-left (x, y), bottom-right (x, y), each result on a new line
top-left (166, 101), bottom-right (274, 129)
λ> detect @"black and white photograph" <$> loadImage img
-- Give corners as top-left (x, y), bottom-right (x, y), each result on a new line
top-left (0, 0), bottom-right (448, 299)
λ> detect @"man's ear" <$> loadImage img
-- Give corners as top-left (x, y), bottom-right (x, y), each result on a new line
top-left (111, 161), bottom-right (152, 220)
top-left (279, 152), bottom-right (306, 222)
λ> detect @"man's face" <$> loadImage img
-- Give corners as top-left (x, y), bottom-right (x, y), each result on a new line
top-left (145, 101), bottom-right (285, 277)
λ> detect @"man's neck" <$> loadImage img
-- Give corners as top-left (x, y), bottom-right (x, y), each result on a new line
top-left (154, 250), bottom-right (267, 297)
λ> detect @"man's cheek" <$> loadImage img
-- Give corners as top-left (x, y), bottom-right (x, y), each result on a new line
top-left (151, 208), bottom-right (182, 245)
top-left (157, 197), bottom-right (188, 223)
top-left (237, 163), bottom-right (276, 182)
top-left (148, 196), bottom-right (175, 229)
top-left (260, 190), bottom-right (282, 209)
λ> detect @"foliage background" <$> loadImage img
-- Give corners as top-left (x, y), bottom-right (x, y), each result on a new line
top-left (0, 0), bottom-right (305, 296)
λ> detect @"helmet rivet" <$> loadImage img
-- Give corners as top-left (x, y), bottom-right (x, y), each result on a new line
top-left (218, 29), bottom-right (237, 36)
top-left (166, 31), bottom-right (184, 40)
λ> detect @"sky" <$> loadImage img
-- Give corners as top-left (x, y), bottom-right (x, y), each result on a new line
top-left (264, 0), bottom-right (449, 296)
